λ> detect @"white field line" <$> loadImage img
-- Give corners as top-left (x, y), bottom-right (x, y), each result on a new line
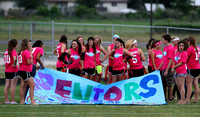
top-left (0, 105), bottom-right (200, 108)
top-left (0, 112), bottom-right (199, 115)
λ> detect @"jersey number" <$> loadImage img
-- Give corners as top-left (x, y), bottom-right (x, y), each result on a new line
top-left (18, 55), bottom-right (22, 63)
top-left (4, 55), bottom-right (10, 63)
top-left (132, 57), bottom-right (137, 63)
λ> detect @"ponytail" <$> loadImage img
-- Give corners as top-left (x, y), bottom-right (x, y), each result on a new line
top-left (188, 36), bottom-right (198, 54)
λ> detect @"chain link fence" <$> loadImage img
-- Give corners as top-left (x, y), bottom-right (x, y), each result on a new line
top-left (0, 21), bottom-right (200, 78)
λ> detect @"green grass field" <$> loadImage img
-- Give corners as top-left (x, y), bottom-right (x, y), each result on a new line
top-left (0, 84), bottom-right (199, 117)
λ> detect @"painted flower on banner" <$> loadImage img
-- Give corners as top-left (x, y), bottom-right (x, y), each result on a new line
top-left (86, 52), bottom-right (94, 57)
top-left (114, 53), bottom-right (122, 58)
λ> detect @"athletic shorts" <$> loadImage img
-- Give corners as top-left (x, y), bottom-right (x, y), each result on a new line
top-left (18, 71), bottom-right (33, 81)
top-left (162, 69), bottom-right (174, 87)
top-left (112, 70), bottom-right (124, 76)
top-left (187, 69), bottom-right (200, 78)
top-left (148, 66), bottom-right (153, 73)
top-left (84, 68), bottom-right (95, 76)
top-left (129, 68), bottom-right (144, 78)
top-left (5, 72), bottom-right (19, 80)
top-left (57, 67), bottom-right (66, 71)
top-left (68, 69), bottom-right (81, 76)
top-left (108, 66), bottom-right (113, 74)
top-left (174, 73), bottom-right (187, 78)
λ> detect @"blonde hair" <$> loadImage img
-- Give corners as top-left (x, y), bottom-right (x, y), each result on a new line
top-left (125, 39), bottom-right (137, 49)
top-left (94, 35), bottom-right (102, 45)
top-left (171, 36), bottom-right (179, 41)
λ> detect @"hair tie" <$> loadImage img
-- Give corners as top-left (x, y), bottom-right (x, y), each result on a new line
top-left (132, 40), bottom-right (137, 45)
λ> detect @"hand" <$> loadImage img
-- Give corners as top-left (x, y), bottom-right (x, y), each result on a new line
top-left (67, 60), bottom-right (73, 65)
top-left (40, 65), bottom-right (45, 69)
top-left (171, 68), bottom-right (175, 73)
top-left (164, 70), bottom-right (168, 76)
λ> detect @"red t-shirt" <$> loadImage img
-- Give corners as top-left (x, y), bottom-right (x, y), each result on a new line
top-left (18, 50), bottom-right (33, 72)
top-left (187, 46), bottom-right (200, 69)
top-left (162, 44), bottom-right (174, 70)
top-left (32, 47), bottom-right (44, 65)
top-left (174, 51), bottom-right (187, 74)
top-left (128, 48), bottom-right (143, 69)
top-left (4, 49), bottom-right (18, 72)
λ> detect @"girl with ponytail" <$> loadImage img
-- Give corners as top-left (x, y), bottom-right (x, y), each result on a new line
top-left (185, 36), bottom-right (200, 103)
top-left (125, 39), bottom-right (145, 77)
top-left (4, 39), bottom-right (19, 104)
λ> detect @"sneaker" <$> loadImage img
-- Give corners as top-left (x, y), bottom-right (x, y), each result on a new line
top-left (4, 102), bottom-right (10, 104)
top-left (11, 102), bottom-right (18, 104)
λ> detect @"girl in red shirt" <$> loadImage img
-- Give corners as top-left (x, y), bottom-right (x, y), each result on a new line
top-left (18, 39), bottom-right (37, 105)
top-left (4, 39), bottom-right (19, 104)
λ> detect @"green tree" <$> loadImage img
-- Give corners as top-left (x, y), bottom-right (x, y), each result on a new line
top-left (76, 0), bottom-right (99, 8)
top-left (16, 0), bottom-right (45, 10)
top-left (170, 0), bottom-right (193, 13)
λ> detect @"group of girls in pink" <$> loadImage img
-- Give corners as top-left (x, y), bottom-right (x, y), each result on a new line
top-left (4, 39), bottom-right (44, 105)
top-left (147, 35), bottom-right (200, 104)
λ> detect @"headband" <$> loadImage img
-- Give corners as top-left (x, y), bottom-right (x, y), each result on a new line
top-left (112, 35), bottom-right (120, 39)
top-left (154, 41), bottom-right (162, 46)
top-left (132, 40), bottom-right (137, 45)
top-left (173, 37), bottom-right (179, 42)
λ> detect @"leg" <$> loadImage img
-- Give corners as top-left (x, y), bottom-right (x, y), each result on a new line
top-left (4, 79), bottom-right (11, 103)
top-left (10, 78), bottom-right (18, 102)
top-left (192, 77), bottom-right (199, 103)
top-left (107, 73), bottom-right (112, 84)
top-left (20, 78), bottom-right (26, 104)
top-left (88, 75), bottom-right (94, 81)
top-left (118, 74), bottom-right (124, 81)
top-left (27, 78), bottom-right (38, 105)
top-left (185, 75), bottom-right (193, 103)
top-left (175, 77), bottom-right (186, 104)
top-left (168, 86), bottom-right (173, 101)
top-left (112, 75), bottom-right (117, 83)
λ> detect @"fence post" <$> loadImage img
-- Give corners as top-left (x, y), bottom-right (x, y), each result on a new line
top-left (112, 25), bottom-right (114, 43)
top-left (9, 24), bottom-right (11, 41)
top-left (52, 21), bottom-right (55, 57)
top-left (30, 23), bottom-right (33, 41)
top-left (166, 27), bottom-right (169, 34)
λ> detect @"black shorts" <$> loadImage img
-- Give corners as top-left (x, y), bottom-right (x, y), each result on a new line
top-left (5, 72), bottom-right (18, 80)
top-left (108, 66), bottom-right (113, 74)
top-left (69, 69), bottom-right (81, 76)
top-left (162, 69), bottom-right (174, 87)
top-left (187, 69), bottom-right (200, 78)
top-left (129, 68), bottom-right (144, 78)
top-left (57, 67), bottom-right (66, 71)
top-left (112, 70), bottom-right (124, 76)
top-left (18, 71), bottom-right (33, 81)
top-left (148, 66), bottom-right (153, 73)
top-left (84, 68), bottom-right (95, 76)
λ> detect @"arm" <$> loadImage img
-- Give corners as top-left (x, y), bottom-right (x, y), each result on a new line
top-left (53, 48), bottom-right (57, 55)
top-left (27, 58), bottom-right (32, 65)
top-left (107, 46), bottom-right (114, 59)
top-left (13, 56), bottom-right (17, 67)
top-left (61, 44), bottom-right (66, 53)
top-left (151, 51), bottom-right (157, 70)
top-left (100, 45), bottom-right (107, 62)
top-left (158, 61), bottom-right (163, 71)
top-left (139, 49), bottom-right (146, 61)
top-left (172, 62), bottom-right (183, 70)
top-left (36, 53), bottom-right (45, 69)
top-left (123, 49), bottom-right (134, 58)
top-left (164, 58), bottom-right (173, 76)
top-left (80, 47), bottom-right (86, 69)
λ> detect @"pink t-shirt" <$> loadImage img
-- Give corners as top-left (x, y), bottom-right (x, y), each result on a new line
top-left (128, 48), bottom-right (143, 69)
top-left (148, 49), bottom-right (153, 67)
top-left (67, 48), bottom-right (81, 69)
top-left (113, 47), bottom-right (124, 70)
top-left (32, 47), bottom-right (44, 65)
top-left (108, 44), bottom-right (115, 67)
top-left (174, 51), bottom-right (187, 74)
top-left (4, 49), bottom-right (18, 72)
top-left (55, 43), bottom-right (67, 68)
top-left (152, 49), bottom-right (163, 70)
top-left (187, 46), bottom-right (200, 69)
top-left (18, 50), bottom-right (32, 72)
top-left (95, 45), bottom-right (101, 65)
top-left (163, 44), bottom-right (174, 70)
top-left (84, 48), bottom-right (95, 69)
top-left (173, 45), bottom-right (178, 52)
